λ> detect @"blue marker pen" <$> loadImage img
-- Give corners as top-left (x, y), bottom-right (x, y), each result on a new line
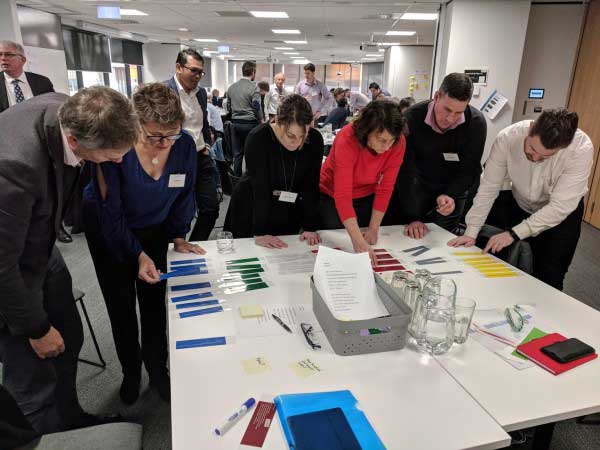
top-left (214, 398), bottom-right (256, 436)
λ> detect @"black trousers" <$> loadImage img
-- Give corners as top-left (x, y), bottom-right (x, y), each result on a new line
top-left (319, 193), bottom-right (375, 230)
top-left (384, 172), bottom-right (468, 231)
top-left (486, 191), bottom-right (584, 291)
top-left (0, 247), bottom-right (84, 435)
top-left (85, 224), bottom-right (169, 382)
top-left (231, 121), bottom-right (258, 177)
top-left (190, 152), bottom-right (219, 242)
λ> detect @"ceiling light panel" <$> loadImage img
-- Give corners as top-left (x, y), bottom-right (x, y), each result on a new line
top-left (272, 29), bottom-right (301, 34)
top-left (401, 13), bottom-right (438, 20)
top-left (385, 31), bottom-right (416, 36)
top-left (250, 11), bottom-right (289, 18)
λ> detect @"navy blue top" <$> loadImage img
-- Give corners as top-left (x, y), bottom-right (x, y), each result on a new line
top-left (323, 106), bottom-right (350, 131)
top-left (83, 132), bottom-right (197, 260)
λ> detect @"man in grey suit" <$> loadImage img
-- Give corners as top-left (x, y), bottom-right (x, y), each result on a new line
top-left (0, 87), bottom-right (138, 434)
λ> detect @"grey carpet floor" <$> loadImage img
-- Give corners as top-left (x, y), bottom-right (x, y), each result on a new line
top-left (3, 203), bottom-right (600, 449)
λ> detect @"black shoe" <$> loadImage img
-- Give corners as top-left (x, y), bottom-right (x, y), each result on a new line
top-left (150, 374), bottom-right (171, 402)
top-left (119, 373), bottom-right (141, 405)
top-left (70, 225), bottom-right (84, 235)
top-left (68, 412), bottom-right (126, 430)
top-left (57, 228), bottom-right (73, 243)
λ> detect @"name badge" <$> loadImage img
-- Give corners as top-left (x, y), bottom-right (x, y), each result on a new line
top-left (443, 153), bottom-right (460, 162)
top-left (278, 191), bottom-right (298, 203)
top-left (168, 174), bottom-right (186, 188)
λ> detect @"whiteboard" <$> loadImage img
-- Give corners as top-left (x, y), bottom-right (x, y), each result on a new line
top-left (24, 45), bottom-right (70, 95)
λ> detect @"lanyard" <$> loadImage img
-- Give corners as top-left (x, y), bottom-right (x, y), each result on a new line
top-left (279, 143), bottom-right (298, 192)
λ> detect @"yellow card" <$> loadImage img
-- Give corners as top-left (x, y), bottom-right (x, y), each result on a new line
top-left (472, 263), bottom-right (509, 270)
top-left (239, 305), bottom-right (265, 318)
top-left (453, 251), bottom-right (484, 256)
top-left (485, 272), bottom-right (518, 278)
top-left (290, 358), bottom-right (322, 379)
top-left (462, 257), bottom-right (496, 262)
top-left (241, 356), bottom-right (271, 375)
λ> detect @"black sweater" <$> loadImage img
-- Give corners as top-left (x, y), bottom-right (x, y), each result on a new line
top-left (245, 123), bottom-right (324, 235)
top-left (401, 100), bottom-right (487, 198)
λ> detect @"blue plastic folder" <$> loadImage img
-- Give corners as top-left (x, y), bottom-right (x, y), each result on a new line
top-left (274, 390), bottom-right (384, 450)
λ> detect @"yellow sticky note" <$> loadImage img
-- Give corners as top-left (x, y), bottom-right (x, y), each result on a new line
top-left (239, 305), bottom-right (265, 318)
top-left (241, 356), bottom-right (271, 375)
top-left (290, 358), bottom-right (322, 379)
top-left (485, 272), bottom-right (518, 278)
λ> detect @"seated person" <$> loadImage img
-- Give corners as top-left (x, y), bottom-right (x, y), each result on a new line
top-left (319, 101), bottom-right (406, 263)
top-left (83, 83), bottom-right (204, 405)
top-left (224, 95), bottom-right (324, 248)
top-left (449, 109), bottom-right (593, 291)
top-left (386, 73), bottom-right (487, 238)
top-left (323, 97), bottom-right (350, 130)
top-left (344, 88), bottom-right (369, 114)
top-left (399, 96), bottom-right (415, 113)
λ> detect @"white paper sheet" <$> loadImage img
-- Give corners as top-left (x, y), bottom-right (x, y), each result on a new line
top-left (313, 246), bottom-right (388, 321)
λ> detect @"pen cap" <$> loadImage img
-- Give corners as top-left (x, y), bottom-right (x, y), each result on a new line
top-left (244, 398), bottom-right (256, 409)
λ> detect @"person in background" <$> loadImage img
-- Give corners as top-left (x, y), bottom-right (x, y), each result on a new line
top-left (399, 96), bottom-right (416, 113)
top-left (226, 61), bottom-right (262, 176)
top-left (449, 109), bottom-right (593, 291)
top-left (211, 88), bottom-right (220, 106)
top-left (224, 95), bottom-right (324, 248)
top-left (0, 87), bottom-right (137, 434)
top-left (319, 101), bottom-right (406, 263)
top-left (164, 48), bottom-right (219, 242)
top-left (376, 93), bottom-right (387, 101)
top-left (368, 82), bottom-right (391, 100)
top-left (264, 72), bottom-right (289, 121)
top-left (344, 88), bottom-right (369, 114)
top-left (318, 88), bottom-right (337, 124)
top-left (323, 97), bottom-right (350, 130)
top-left (294, 63), bottom-right (331, 125)
top-left (206, 100), bottom-right (224, 135)
top-left (83, 83), bottom-right (202, 405)
top-left (257, 80), bottom-right (270, 123)
top-left (387, 73), bottom-right (486, 238)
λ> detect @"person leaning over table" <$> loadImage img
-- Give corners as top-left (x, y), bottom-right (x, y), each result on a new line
top-left (83, 83), bottom-right (204, 405)
top-left (223, 94), bottom-right (324, 249)
top-left (319, 100), bottom-right (406, 264)
top-left (448, 109), bottom-right (593, 291)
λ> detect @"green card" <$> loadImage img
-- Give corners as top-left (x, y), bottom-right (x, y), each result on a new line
top-left (226, 264), bottom-right (263, 271)
top-left (225, 257), bottom-right (260, 264)
top-left (226, 267), bottom-right (265, 275)
top-left (512, 327), bottom-right (547, 360)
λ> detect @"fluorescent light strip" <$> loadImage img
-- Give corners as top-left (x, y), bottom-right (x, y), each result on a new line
top-left (290, 56), bottom-right (304, 59)
top-left (377, 42), bottom-right (401, 46)
top-left (292, 59), bottom-right (310, 64)
top-left (120, 9), bottom-right (147, 16)
top-left (365, 54), bottom-right (381, 57)
top-left (385, 31), bottom-right (416, 36)
top-left (401, 13), bottom-right (438, 20)
top-left (251, 11), bottom-right (289, 18)
top-left (274, 47), bottom-right (294, 50)
top-left (194, 38), bottom-right (219, 42)
top-left (284, 40), bottom-right (307, 44)
top-left (272, 29), bottom-right (301, 34)
top-left (284, 52), bottom-right (299, 55)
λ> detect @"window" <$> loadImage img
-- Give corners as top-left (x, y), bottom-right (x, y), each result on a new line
top-left (325, 64), bottom-right (352, 90)
top-left (109, 63), bottom-right (127, 96)
top-left (67, 70), bottom-right (78, 95)
top-left (129, 65), bottom-right (140, 93)
top-left (81, 71), bottom-right (105, 88)
top-left (282, 64), bottom-right (300, 90)
top-left (255, 63), bottom-right (271, 83)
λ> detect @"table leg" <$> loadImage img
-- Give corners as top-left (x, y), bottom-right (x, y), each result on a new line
top-left (532, 422), bottom-right (555, 450)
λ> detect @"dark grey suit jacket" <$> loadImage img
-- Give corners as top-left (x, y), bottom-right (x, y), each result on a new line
top-left (163, 76), bottom-right (211, 146)
top-left (0, 93), bottom-right (69, 338)
top-left (0, 71), bottom-right (55, 113)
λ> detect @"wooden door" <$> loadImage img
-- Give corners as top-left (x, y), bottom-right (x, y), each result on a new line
top-left (568, 0), bottom-right (600, 227)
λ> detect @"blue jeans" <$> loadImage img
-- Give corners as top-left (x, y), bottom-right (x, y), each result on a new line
top-left (231, 121), bottom-right (258, 177)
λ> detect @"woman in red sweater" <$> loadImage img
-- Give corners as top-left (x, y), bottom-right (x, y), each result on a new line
top-left (320, 100), bottom-right (406, 262)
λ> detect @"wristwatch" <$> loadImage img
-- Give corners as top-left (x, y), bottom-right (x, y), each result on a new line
top-left (507, 228), bottom-right (520, 241)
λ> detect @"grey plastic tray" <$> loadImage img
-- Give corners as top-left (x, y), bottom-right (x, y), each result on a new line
top-left (311, 275), bottom-right (412, 356)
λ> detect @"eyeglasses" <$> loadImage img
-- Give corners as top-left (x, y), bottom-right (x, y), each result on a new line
top-left (300, 323), bottom-right (321, 350)
top-left (0, 52), bottom-right (21, 58)
top-left (142, 125), bottom-right (182, 145)
top-left (183, 65), bottom-right (205, 77)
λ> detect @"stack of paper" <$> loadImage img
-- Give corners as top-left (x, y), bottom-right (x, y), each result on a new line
top-left (313, 246), bottom-right (388, 321)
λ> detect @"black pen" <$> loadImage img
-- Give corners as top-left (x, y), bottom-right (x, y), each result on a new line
top-left (271, 314), bottom-right (292, 333)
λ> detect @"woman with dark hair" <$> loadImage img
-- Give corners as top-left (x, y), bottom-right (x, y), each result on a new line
top-left (319, 100), bottom-right (406, 262)
top-left (83, 83), bottom-right (202, 405)
top-left (224, 94), bottom-right (324, 248)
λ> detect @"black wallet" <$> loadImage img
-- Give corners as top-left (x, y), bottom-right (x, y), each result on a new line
top-left (540, 338), bottom-right (595, 363)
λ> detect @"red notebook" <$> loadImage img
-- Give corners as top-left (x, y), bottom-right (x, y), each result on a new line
top-left (516, 333), bottom-right (597, 375)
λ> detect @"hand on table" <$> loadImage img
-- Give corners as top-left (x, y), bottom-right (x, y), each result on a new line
top-left (483, 231), bottom-right (514, 254)
top-left (255, 235), bottom-right (289, 249)
top-left (436, 195), bottom-right (455, 217)
top-left (361, 227), bottom-right (379, 245)
top-left (447, 235), bottom-right (476, 248)
top-left (174, 238), bottom-right (206, 255)
top-left (29, 326), bottom-right (65, 359)
top-left (352, 237), bottom-right (376, 266)
top-left (299, 231), bottom-right (321, 246)
top-left (138, 252), bottom-right (161, 284)
top-left (404, 221), bottom-right (429, 240)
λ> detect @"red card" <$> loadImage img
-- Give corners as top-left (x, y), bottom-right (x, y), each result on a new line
top-left (240, 401), bottom-right (276, 447)
top-left (374, 265), bottom-right (405, 272)
top-left (376, 259), bottom-right (401, 266)
top-left (375, 253), bottom-right (393, 259)
top-left (374, 248), bottom-right (387, 253)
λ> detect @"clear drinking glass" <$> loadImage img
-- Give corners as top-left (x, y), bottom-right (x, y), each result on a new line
top-left (216, 231), bottom-right (234, 253)
top-left (454, 297), bottom-right (476, 344)
top-left (391, 271), bottom-right (411, 300)
top-left (403, 280), bottom-right (420, 312)
top-left (414, 269), bottom-right (431, 291)
top-left (423, 305), bottom-right (455, 355)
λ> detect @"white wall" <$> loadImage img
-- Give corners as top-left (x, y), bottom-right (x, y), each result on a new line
top-left (142, 43), bottom-right (181, 83)
top-left (437, 0), bottom-right (531, 160)
top-left (383, 46), bottom-right (434, 101)
top-left (24, 46), bottom-right (69, 95)
top-left (512, 3), bottom-right (585, 122)
top-left (0, 0), bottom-right (22, 43)
top-left (211, 57), bottom-right (228, 96)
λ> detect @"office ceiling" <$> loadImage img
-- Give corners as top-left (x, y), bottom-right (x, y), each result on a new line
top-left (16, 0), bottom-right (444, 64)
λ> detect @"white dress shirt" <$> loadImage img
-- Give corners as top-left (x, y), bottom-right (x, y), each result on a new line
top-left (4, 71), bottom-right (33, 107)
top-left (264, 84), bottom-right (290, 116)
top-left (349, 92), bottom-right (369, 113)
top-left (206, 102), bottom-right (223, 132)
top-left (465, 120), bottom-right (594, 240)
top-left (174, 76), bottom-right (205, 151)
top-left (60, 126), bottom-right (82, 167)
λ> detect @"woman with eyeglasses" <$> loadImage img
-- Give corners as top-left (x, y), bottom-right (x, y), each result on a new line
top-left (82, 83), bottom-right (202, 405)
top-left (224, 94), bottom-right (324, 248)
top-left (319, 100), bottom-right (406, 264)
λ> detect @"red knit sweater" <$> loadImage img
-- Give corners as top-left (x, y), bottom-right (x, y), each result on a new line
top-left (319, 124), bottom-right (406, 222)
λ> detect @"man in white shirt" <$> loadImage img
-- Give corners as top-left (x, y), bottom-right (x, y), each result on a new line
top-left (206, 102), bottom-right (223, 133)
top-left (344, 88), bottom-right (369, 113)
top-left (449, 109), bottom-right (594, 290)
top-left (264, 72), bottom-right (289, 121)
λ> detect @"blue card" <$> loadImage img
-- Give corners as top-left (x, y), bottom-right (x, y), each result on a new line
top-left (170, 282), bottom-right (212, 292)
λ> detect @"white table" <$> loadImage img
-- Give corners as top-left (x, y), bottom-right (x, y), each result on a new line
top-left (167, 227), bottom-right (510, 450)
